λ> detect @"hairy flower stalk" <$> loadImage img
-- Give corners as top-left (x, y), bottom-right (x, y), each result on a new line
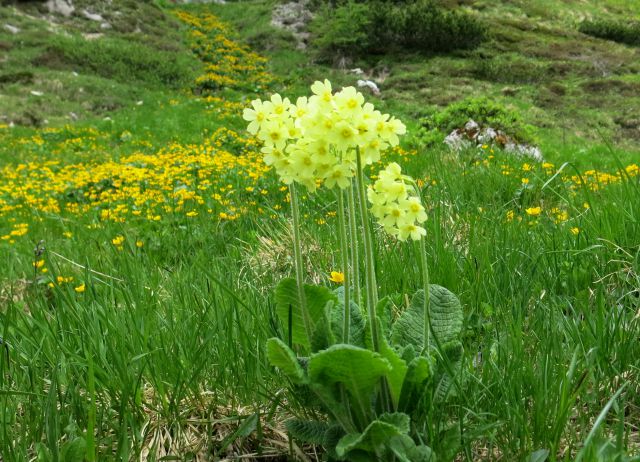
top-left (337, 189), bottom-right (350, 342)
top-left (289, 184), bottom-right (313, 344)
top-left (356, 149), bottom-right (380, 353)
top-left (347, 185), bottom-right (361, 308)
top-left (419, 237), bottom-right (431, 351)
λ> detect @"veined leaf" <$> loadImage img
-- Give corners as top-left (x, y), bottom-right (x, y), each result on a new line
top-left (331, 287), bottom-right (366, 347)
top-left (275, 278), bottom-right (337, 351)
top-left (391, 285), bottom-right (463, 351)
top-left (335, 413), bottom-right (411, 459)
top-left (266, 338), bottom-right (306, 384)
top-left (285, 419), bottom-right (331, 445)
top-left (399, 355), bottom-right (433, 412)
top-left (308, 345), bottom-right (391, 425)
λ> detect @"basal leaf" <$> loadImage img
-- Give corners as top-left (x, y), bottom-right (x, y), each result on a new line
top-left (331, 287), bottom-right (366, 347)
top-left (379, 338), bottom-right (408, 409)
top-left (275, 278), bottom-right (337, 350)
top-left (266, 338), bottom-right (306, 384)
top-left (399, 356), bottom-right (433, 412)
top-left (391, 285), bottom-right (463, 351)
top-left (308, 345), bottom-right (391, 425)
top-left (285, 419), bottom-right (331, 445)
top-left (335, 413), bottom-right (411, 459)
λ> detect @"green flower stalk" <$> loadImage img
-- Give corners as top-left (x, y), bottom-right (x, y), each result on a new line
top-left (336, 189), bottom-right (350, 342)
top-left (356, 149), bottom-right (380, 353)
top-left (348, 185), bottom-right (361, 308)
top-left (289, 184), bottom-right (313, 344)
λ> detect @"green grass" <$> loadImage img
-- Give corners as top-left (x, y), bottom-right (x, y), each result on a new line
top-left (0, 0), bottom-right (639, 460)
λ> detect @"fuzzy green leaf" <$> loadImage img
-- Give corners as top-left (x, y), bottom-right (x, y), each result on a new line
top-left (391, 285), bottom-right (463, 351)
top-left (308, 345), bottom-right (391, 423)
top-left (286, 419), bottom-right (331, 445)
top-left (335, 413), bottom-right (411, 458)
top-left (275, 278), bottom-right (337, 350)
top-left (331, 287), bottom-right (366, 346)
top-left (266, 338), bottom-right (306, 384)
top-left (399, 355), bottom-right (434, 412)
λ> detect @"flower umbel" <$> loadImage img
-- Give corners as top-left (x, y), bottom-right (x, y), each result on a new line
top-left (367, 163), bottom-right (427, 241)
top-left (244, 80), bottom-right (406, 192)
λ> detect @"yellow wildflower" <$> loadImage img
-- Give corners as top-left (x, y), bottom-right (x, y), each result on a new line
top-left (329, 271), bottom-right (345, 284)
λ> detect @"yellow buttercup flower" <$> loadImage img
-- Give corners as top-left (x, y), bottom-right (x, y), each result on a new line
top-left (74, 284), bottom-right (86, 293)
top-left (329, 271), bottom-right (345, 284)
top-left (525, 207), bottom-right (542, 216)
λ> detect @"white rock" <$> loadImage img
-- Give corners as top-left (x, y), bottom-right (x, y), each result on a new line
top-left (46, 0), bottom-right (75, 17)
top-left (136, 101), bottom-right (144, 106)
top-left (350, 68), bottom-right (364, 76)
top-left (3, 24), bottom-right (20, 34)
top-left (356, 79), bottom-right (380, 95)
top-left (82, 10), bottom-right (104, 22)
top-left (30, 91), bottom-right (44, 97)
top-left (444, 130), bottom-right (471, 151)
top-left (464, 119), bottom-right (479, 132)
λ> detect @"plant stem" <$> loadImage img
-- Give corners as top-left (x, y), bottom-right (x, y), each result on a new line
top-left (289, 184), bottom-right (313, 344)
top-left (355, 149), bottom-right (379, 353)
top-left (337, 189), bottom-right (350, 343)
top-left (419, 238), bottom-right (431, 352)
top-left (348, 184), bottom-right (361, 308)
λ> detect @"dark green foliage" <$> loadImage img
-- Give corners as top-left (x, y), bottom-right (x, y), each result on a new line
top-left (310, 0), bottom-right (486, 60)
top-left (385, 0), bottom-right (486, 53)
top-left (579, 19), bottom-right (640, 47)
top-left (34, 35), bottom-right (197, 89)
top-left (417, 96), bottom-right (536, 145)
top-left (310, 1), bottom-right (375, 58)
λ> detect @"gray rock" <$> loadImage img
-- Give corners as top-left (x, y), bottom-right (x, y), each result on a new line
top-left (271, 0), bottom-right (312, 50)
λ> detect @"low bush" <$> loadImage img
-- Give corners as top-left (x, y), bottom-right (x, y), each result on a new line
top-left (35, 35), bottom-right (197, 89)
top-left (309, 0), bottom-right (486, 60)
top-left (417, 96), bottom-right (536, 145)
top-left (309, 1), bottom-right (376, 59)
top-left (579, 19), bottom-right (640, 47)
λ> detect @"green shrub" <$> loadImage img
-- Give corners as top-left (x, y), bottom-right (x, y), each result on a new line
top-left (309, 0), bottom-right (485, 59)
top-left (309, 1), bottom-right (376, 59)
top-left (417, 96), bottom-right (536, 145)
top-left (388, 0), bottom-right (486, 53)
top-left (579, 19), bottom-right (640, 47)
top-left (35, 35), bottom-right (197, 89)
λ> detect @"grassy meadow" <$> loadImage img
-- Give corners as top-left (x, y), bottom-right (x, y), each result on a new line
top-left (0, 0), bottom-right (639, 460)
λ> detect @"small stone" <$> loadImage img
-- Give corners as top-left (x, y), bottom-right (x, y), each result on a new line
top-left (30, 91), bottom-right (44, 97)
top-left (82, 10), bottom-right (104, 22)
top-left (3, 24), bottom-right (20, 35)
top-left (46, 0), bottom-right (75, 17)
top-left (356, 79), bottom-right (380, 96)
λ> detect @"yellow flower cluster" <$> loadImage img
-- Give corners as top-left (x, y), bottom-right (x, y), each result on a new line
top-left (243, 80), bottom-right (406, 192)
top-left (0, 127), bottom-right (279, 231)
top-left (175, 10), bottom-right (274, 93)
top-left (367, 163), bottom-right (427, 241)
